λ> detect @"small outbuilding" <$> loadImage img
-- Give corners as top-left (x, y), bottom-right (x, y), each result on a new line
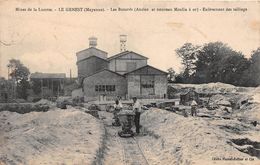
top-left (180, 89), bottom-right (199, 105)
top-left (30, 72), bottom-right (66, 97)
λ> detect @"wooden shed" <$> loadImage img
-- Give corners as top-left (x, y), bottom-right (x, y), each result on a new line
top-left (180, 89), bottom-right (199, 105)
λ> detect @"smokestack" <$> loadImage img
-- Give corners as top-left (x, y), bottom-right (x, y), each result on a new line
top-left (120, 35), bottom-right (127, 52)
top-left (89, 36), bottom-right (97, 48)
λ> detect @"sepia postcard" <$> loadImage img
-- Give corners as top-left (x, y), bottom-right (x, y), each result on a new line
top-left (0, 0), bottom-right (259, 165)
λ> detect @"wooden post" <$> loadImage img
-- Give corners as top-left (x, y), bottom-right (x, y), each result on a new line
top-left (56, 79), bottom-right (61, 97)
top-left (57, 83), bottom-right (60, 97)
top-left (70, 69), bottom-right (72, 82)
top-left (41, 79), bottom-right (43, 98)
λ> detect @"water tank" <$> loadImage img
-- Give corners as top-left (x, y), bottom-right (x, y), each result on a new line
top-left (89, 36), bottom-right (97, 48)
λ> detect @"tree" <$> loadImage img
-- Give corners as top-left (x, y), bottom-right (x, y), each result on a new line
top-left (175, 72), bottom-right (185, 83)
top-left (194, 42), bottom-right (242, 83)
top-left (176, 43), bottom-right (201, 82)
top-left (247, 48), bottom-right (260, 86)
top-left (219, 53), bottom-right (250, 86)
top-left (167, 67), bottom-right (176, 83)
top-left (8, 59), bottom-right (30, 99)
top-left (175, 42), bottom-right (257, 86)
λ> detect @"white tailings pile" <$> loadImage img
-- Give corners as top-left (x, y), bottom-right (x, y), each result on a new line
top-left (171, 82), bottom-right (255, 93)
top-left (139, 108), bottom-right (259, 165)
top-left (0, 108), bottom-right (104, 165)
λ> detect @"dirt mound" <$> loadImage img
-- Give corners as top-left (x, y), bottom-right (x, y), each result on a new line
top-left (172, 82), bottom-right (237, 93)
top-left (251, 87), bottom-right (260, 103)
top-left (35, 99), bottom-right (53, 105)
top-left (139, 109), bottom-right (259, 164)
top-left (0, 108), bottom-right (104, 165)
top-left (210, 94), bottom-right (231, 106)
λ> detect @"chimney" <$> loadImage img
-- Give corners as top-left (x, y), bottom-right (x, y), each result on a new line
top-left (120, 35), bottom-right (127, 52)
top-left (89, 36), bottom-right (97, 48)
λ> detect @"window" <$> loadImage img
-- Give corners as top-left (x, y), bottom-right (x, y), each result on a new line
top-left (141, 76), bottom-right (154, 89)
top-left (95, 85), bottom-right (116, 92)
top-left (98, 85), bottom-right (102, 91)
top-left (106, 85), bottom-right (111, 91)
top-left (111, 85), bottom-right (115, 91)
top-left (101, 85), bottom-right (105, 91)
top-left (141, 83), bottom-right (154, 88)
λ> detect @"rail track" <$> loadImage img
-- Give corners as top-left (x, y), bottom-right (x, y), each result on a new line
top-left (119, 136), bottom-right (149, 165)
top-left (100, 111), bottom-right (149, 165)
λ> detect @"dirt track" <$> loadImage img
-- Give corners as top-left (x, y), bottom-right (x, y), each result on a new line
top-left (99, 111), bottom-right (149, 165)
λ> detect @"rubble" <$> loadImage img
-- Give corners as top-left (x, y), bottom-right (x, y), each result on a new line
top-left (210, 94), bottom-right (231, 106)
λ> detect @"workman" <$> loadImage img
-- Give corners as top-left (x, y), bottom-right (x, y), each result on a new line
top-left (132, 97), bottom-right (142, 134)
top-left (113, 99), bottom-right (123, 126)
top-left (191, 99), bottom-right (198, 116)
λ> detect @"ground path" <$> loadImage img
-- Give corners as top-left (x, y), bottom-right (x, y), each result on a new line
top-left (99, 111), bottom-right (149, 165)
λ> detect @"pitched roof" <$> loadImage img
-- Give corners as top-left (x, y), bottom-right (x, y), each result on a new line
top-left (124, 65), bottom-right (167, 75)
top-left (83, 69), bottom-right (125, 80)
top-left (30, 73), bottom-right (66, 79)
top-left (107, 51), bottom-right (148, 61)
top-left (76, 55), bottom-right (108, 64)
top-left (180, 89), bottom-right (199, 95)
top-left (76, 47), bottom-right (107, 55)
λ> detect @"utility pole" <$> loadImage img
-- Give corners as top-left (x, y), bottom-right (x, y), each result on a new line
top-left (7, 64), bottom-right (11, 80)
top-left (41, 79), bottom-right (43, 99)
top-left (70, 69), bottom-right (72, 82)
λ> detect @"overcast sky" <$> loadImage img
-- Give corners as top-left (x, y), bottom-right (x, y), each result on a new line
top-left (0, 0), bottom-right (259, 78)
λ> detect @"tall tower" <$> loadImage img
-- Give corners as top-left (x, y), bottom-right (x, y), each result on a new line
top-left (89, 36), bottom-right (97, 48)
top-left (120, 35), bottom-right (127, 52)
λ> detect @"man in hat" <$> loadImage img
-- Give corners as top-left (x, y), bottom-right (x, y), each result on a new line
top-left (132, 97), bottom-right (142, 134)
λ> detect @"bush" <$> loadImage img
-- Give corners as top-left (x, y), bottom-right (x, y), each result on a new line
top-left (0, 103), bottom-right (49, 114)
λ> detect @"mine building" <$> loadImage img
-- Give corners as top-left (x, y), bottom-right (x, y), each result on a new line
top-left (76, 37), bottom-right (109, 83)
top-left (30, 73), bottom-right (66, 98)
top-left (107, 51), bottom-right (148, 75)
top-left (77, 36), bottom-right (167, 101)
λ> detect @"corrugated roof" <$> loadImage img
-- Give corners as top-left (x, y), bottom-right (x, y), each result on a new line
top-left (30, 73), bottom-right (66, 79)
top-left (107, 51), bottom-right (148, 61)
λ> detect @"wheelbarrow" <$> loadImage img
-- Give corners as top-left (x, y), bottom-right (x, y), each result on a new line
top-left (117, 110), bottom-right (135, 138)
top-left (112, 108), bottom-right (121, 126)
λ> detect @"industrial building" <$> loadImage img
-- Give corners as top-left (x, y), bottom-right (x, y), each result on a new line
top-left (77, 36), bottom-right (167, 101)
top-left (30, 73), bottom-right (66, 98)
top-left (0, 77), bottom-right (13, 103)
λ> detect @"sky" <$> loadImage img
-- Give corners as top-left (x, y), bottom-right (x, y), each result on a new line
top-left (0, 0), bottom-right (259, 78)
